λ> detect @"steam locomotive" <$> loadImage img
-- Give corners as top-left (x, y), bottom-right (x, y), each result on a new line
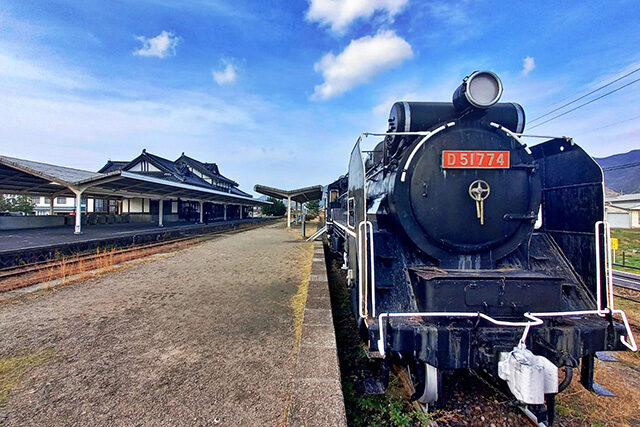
top-left (325, 71), bottom-right (637, 424)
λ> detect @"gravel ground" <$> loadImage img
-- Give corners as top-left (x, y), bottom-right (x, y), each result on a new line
top-left (0, 222), bottom-right (312, 426)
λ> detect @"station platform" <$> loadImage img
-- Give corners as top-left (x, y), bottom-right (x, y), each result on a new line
top-left (0, 218), bottom-right (272, 268)
top-left (0, 221), bottom-right (344, 426)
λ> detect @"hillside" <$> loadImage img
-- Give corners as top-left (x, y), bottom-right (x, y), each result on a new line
top-left (595, 149), bottom-right (640, 194)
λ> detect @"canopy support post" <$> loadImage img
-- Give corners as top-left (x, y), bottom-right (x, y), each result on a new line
top-left (224, 204), bottom-right (227, 221)
top-left (158, 199), bottom-right (164, 227)
top-left (287, 196), bottom-right (291, 228)
top-left (302, 202), bottom-right (306, 238)
top-left (49, 196), bottom-right (55, 216)
top-left (199, 200), bottom-right (204, 223)
top-left (239, 205), bottom-right (243, 219)
top-left (71, 188), bottom-right (85, 235)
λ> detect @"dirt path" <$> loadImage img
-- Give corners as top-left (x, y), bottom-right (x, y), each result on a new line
top-left (0, 222), bottom-right (313, 426)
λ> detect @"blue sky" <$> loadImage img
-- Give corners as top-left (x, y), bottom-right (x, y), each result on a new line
top-left (1, 0), bottom-right (639, 194)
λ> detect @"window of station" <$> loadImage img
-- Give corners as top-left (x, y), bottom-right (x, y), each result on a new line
top-left (56, 197), bottom-right (67, 204)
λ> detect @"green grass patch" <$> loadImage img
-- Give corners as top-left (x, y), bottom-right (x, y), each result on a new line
top-left (343, 376), bottom-right (432, 427)
top-left (611, 229), bottom-right (640, 271)
top-left (555, 400), bottom-right (576, 417)
top-left (0, 348), bottom-right (57, 405)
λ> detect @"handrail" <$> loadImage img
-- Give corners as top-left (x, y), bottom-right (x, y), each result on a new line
top-left (375, 220), bottom-right (638, 357)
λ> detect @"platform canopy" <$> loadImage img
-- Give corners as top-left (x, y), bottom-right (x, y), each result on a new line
top-left (254, 184), bottom-right (323, 228)
top-left (0, 155), bottom-right (268, 206)
top-left (254, 184), bottom-right (323, 204)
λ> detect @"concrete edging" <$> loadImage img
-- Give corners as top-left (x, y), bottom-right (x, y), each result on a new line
top-left (288, 241), bottom-right (347, 426)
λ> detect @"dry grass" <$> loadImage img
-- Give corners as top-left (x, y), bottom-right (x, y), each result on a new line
top-left (556, 296), bottom-right (640, 426)
top-left (615, 297), bottom-right (640, 332)
top-left (288, 220), bottom-right (317, 346)
top-left (2, 239), bottom-right (207, 293)
top-left (0, 348), bottom-right (58, 406)
top-left (0, 252), bottom-right (179, 305)
top-left (290, 247), bottom-right (313, 347)
top-left (556, 356), bottom-right (640, 426)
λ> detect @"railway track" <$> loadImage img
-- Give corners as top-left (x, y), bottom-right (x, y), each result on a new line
top-left (612, 269), bottom-right (640, 304)
top-left (612, 269), bottom-right (640, 292)
top-left (0, 220), bottom-right (274, 293)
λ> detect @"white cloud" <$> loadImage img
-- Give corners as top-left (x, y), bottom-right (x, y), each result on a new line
top-left (0, 49), bottom-right (95, 90)
top-left (134, 30), bottom-right (179, 58)
top-left (522, 56), bottom-right (535, 76)
top-left (212, 62), bottom-right (238, 85)
top-left (306, 0), bottom-right (408, 33)
top-left (312, 30), bottom-right (413, 101)
top-left (0, 48), bottom-right (348, 192)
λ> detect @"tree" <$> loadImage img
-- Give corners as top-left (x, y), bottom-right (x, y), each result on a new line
top-left (306, 199), bottom-right (320, 216)
top-left (0, 194), bottom-right (35, 214)
top-left (261, 197), bottom-right (286, 216)
top-left (0, 196), bottom-right (10, 212)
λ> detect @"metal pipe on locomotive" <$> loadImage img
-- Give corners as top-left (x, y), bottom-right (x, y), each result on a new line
top-left (325, 71), bottom-right (637, 424)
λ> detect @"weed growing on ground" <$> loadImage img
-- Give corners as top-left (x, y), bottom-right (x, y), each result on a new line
top-left (323, 242), bottom-right (434, 426)
top-left (0, 348), bottom-right (57, 405)
top-left (343, 376), bottom-right (433, 426)
top-left (290, 243), bottom-right (313, 347)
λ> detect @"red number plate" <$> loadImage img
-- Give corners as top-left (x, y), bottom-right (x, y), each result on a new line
top-left (442, 150), bottom-right (510, 169)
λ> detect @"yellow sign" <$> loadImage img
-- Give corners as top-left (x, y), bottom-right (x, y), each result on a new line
top-left (611, 238), bottom-right (619, 250)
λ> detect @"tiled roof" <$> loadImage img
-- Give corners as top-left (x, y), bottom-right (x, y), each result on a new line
top-left (0, 155), bottom-right (100, 184)
top-left (176, 154), bottom-right (238, 185)
top-left (119, 150), bottom-right (251, 197)
top-left (98, 161), bottom-right (129, 173)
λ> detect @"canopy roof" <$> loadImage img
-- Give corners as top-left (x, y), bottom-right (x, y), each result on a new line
top-left (0, 155), bottom-right (269, 206)
top-left (254, 184), bottom-right (323, 203)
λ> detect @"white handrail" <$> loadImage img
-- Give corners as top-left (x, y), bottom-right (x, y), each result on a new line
top-left (375, 220), bottom-right (637, 356)
top-left (367, 221), bottom-right (376, 317)
top-left (595, 221), bottom-right (603, 310)
top-left (606, 222), bottom-right (615, 310)
top-left (357, 221), bottom-right (366, 318)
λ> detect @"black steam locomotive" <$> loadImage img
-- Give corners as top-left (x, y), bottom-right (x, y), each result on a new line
top-left (325, 71), bottom-right (637, 423)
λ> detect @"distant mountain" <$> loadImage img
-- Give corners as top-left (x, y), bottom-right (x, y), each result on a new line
top-left (595, 149), bottom-right (640, 195)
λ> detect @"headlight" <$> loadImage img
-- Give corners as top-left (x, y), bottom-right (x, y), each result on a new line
top-left (453, 70), bottom-right (503, 111)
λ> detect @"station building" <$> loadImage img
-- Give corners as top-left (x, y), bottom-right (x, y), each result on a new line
top-left (606, 193), bottom-right (640, 229)
top-left (0, 150), bottom-right (268, 234)
top-left (93, 150), bottom-right (253, 222)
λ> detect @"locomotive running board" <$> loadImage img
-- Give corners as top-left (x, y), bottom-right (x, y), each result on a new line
top-left (306, 226), bottom-right (327, 241)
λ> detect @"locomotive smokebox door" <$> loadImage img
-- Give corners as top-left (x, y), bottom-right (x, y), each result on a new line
top-left (389, 122), bottom-right (541, 268)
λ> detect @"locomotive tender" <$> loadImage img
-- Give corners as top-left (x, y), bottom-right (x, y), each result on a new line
top-left (325, 71), bottom-right (637, 423)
